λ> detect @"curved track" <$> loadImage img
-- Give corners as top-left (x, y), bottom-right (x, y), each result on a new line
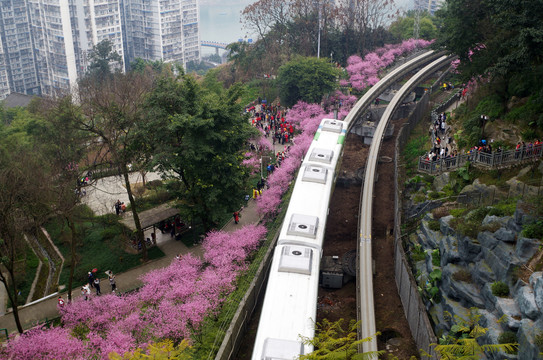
top-left (356, 55), bottom-right (452, 353)
top-left (249, 49), bottom-right (451, 360)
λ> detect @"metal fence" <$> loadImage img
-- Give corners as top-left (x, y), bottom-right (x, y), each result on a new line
top-left (394, 91), bottom-right (439, 358)
top-left (418, 146), bottom-right (543, 174)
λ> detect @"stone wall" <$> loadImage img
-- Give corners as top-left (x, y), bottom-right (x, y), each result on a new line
top-left (413, 200), bottom-right (543, 359)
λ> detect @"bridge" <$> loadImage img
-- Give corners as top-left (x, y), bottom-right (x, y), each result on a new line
top-left (201, 40), bottom-right (228, 55)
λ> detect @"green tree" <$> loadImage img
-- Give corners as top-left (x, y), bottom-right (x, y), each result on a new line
top-left (0, 120), bottom-right (54, 333)
top-left (35, 97), bottom-right (91, 301)
top-left (277, 56), bottom-right (338, 107)
top-left (299, 319), bottom-right (384, 360)
top-left (435, 0), bottom-right (543, 81)
top-left (87, 40), bottom-right (123, 81)
top-left (146, 74), bottom-right (256, 231)
top-left (76, 72), bottom-right (154, 261)
top-left (389, 15), bottom-right (437, 41)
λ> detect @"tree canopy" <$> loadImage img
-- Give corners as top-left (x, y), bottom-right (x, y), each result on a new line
top-left (146, 74), bottom-right (257, 231)
top-left (435, 0), bottom-right (543, 81)
top-left (87, 40), bottom-right (123, 81)
top-left (389, 13), bottom-right (438, 41)
top-left (277, 56), bottom-right (338, 107)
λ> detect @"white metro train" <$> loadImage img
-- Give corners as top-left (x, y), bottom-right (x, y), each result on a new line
top-left (252, 118), bottom-right (347, 360)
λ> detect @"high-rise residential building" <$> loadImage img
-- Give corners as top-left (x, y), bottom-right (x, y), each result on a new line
top-left (0, 0), bottom-right (199, 100)
top-left (27, 0), bottom-right (125, 97)
top-left (0, 35), bottom-right (11, 99)
top-left (0, 0), bottom-right (40, 96)
top-left (121, 0), bottom-right (199, 69)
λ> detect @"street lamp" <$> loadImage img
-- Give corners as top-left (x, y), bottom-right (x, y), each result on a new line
top-left (480, 114), bottom-right (489, 139)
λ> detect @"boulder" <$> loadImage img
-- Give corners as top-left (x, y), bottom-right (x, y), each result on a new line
top-left (441, 295), bottom-right (471, 326)
top-left (459, 179), bottom-right (499, 205)
top-left (480, 312), bottom-right (519, 360)
top-left (517, 318), bottom-right (543, 360)
top-left (494, 228), bottom-right (516, 243)
top-left (482, 242), bottom-right (521, 283)
top-left (480, 282), bottom-right (498, 311)
top-left (479, 231), bottom-right (499, 250)
top-left (440, 235), bottom-right (461, 265)
top-left (439, 215), bottom-right (455, 236)
top-left (442, 264), bottom-right (485, 308)
top-left (433, 172), bottom-right (450, 192)
top-left (515, 237), bottom-right (540, 262)
top-left (507, 178), bottom-right (540, 202)
top-left (458, 235), bottom-right (482, 263)
top-left (514, 284), bottom-right (540, 320)
top-left (513, 199), bottom-right (536, 226)
top-left (530, 272), bottom-right (543, 312)
top-left (505, 217), bottom-right (522, 233)
top-left (495, 298), bottom-right (522, 331)
top-left (483, 215), bottom-right (504, 226)
top-left (474, 261), bottom-right (496, 288)
top-left (420, 216), bottom-right (442, 249)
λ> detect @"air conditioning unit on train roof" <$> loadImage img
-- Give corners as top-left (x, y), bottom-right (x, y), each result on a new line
top-left (302, 165), bottom-right (328, 184)
top-left (309, 148), bottom-right (333, 164)
top-left (287, 214), bottom-right (318, 239)
top-left (278, 245), bottom-right (313, 275)
top-left (322, 119), bottom-right (343, 133)
top-left (262, 338), bottom-right (304, 360)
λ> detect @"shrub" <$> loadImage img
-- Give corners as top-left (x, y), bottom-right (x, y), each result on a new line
top-left (535, 332), bottom-right (543, 351)
top-left (453, 219), bottom-right (480, 239)
top-left (431, 249), bottom-right (441, 267)
top-left (428, 220), bottom-right (441, 232)
top-left (452, 269), bottom-right (472, 283)
top-left (145, 179), bottom-right (163, 189)
top-left (468, 206), bottom-right (490, 223)
top-left (481, 222), bottom-right (502, 233)
top-left (450, 208), bottom-right (468, 218)
top-left (411, 244), bottom-right (426, 262)
top-left (522, 220), bottom-right (543, 239)
top-left (432, 206), bottom-right (450, 219)
top-left (498, 331), bottom-right (518, 354)
top-left (413, 193), bottom-right (426, 203)
top-left (491, 281), bottom-right (510, 297)
top-left (428, 191), bottom-right (442, 199)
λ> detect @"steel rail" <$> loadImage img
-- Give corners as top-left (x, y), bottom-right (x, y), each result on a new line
top-left (357, 54), bottom-right (452, 354)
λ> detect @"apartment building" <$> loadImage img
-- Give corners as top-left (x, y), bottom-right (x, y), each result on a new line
top-left (0, 0), bottom-right (40, 96)
top-left (122, 0), bottom-right (199, 69)
top-left (26, 0), bottom-right (125, 97)
top-left (0, 0), bottom-right (200, 100)
top-left (0, 35), bottom-right (10, 99)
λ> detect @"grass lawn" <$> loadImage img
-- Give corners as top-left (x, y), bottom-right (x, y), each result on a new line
top-left (44, 208), bottom-right (165, 290)
top-left (12, 245), bottom-right (39, 306)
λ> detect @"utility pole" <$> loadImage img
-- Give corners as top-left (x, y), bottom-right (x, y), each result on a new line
top-left (413, 0), bottom-right (422, 39)
top-left (317, 0), bottom-right (321, 58)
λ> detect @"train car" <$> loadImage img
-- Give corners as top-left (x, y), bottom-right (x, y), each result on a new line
top-left (252, 118), bottom-right (346, 360)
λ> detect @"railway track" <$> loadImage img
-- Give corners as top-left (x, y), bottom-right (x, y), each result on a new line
top-left (354, 54), bottom-right (452, 353)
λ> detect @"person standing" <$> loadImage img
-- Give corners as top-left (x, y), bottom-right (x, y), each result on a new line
top-left (94, 277), bottom-right (101, 295)
top-left (233, 211), bottom-right (240, 224)
top-left (109, 274), bottom-right (117, 293)
top-left (57, 296), bottom-right (65, 307)
top-left (88, 271), bottom-right (95, 289)
top-left (81, 286), bottom-right (90, 301)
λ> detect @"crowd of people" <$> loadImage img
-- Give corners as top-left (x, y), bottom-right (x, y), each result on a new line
top-left (425, 112), bottom-right (455, 162)
top-left (247, 102), bottom-right (295, 146)
top-left (57, 270), bottom-right (117, 306)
